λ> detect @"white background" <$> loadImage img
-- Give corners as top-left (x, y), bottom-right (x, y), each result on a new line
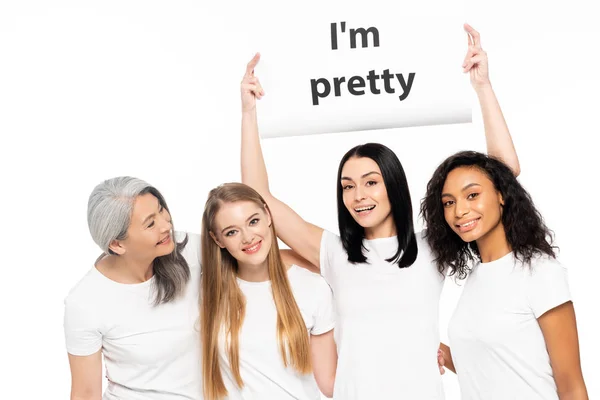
top-left (1, 1), bottom-right (598, 399)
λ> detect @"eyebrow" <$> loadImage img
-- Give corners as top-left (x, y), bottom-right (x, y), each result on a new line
top-left (441, 183), bottom-right (482, 198)
top-left (341, 171), bottom-right (381, 181)
top-left (221, 213), bottom-right (260, 234)
top-left (142, 213), bottom-right (156, 226)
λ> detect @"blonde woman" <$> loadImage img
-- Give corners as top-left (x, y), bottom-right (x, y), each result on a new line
top-left (201, 183), bottom-right (337, 399)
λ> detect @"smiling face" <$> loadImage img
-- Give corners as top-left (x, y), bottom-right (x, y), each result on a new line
top-left (441, 166), bottom-right (505, 243)
top-left (111, 192), bottom-right (174, 259)
top-left (211, 200), bottom-right (273, 269)
top-left (340, 156), bottom-right (393, 232)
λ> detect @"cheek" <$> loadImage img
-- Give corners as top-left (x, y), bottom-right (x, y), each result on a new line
top-left (443, 207), bottom-right (454, 226)
top-left (222, 237), bottom-right (240, 255)
top-left (372, 185), bottom-right (389, 205)
top-left (342, 190), bottom-right (353, 207)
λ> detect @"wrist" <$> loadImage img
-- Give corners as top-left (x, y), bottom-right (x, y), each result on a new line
top-left (473, 82), bottom-right (493, 94)
top-left (242, 108), bottom-right (257, 118)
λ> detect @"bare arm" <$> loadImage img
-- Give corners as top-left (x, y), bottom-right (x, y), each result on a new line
top-left (68, 350), bottom-right (102, 400)
top-left (310, 330), bottom-right (337, 398)
top-left (281, 249), bottom-right (320, 274)
top-left (464, 24), bottom-right (521, 176)
top-left (240, 54), bottom-right (323, 268)
top-left (439, 342), bottom-right (456, 374)
top-left (538, 302), bottom-right (588, 400)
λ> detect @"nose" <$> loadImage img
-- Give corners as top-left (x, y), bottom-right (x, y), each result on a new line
top-left (241, 229), bottom-right (254, 244)
top-left (159, 213), bottom-right (173, 232)
top-left (354, 185), bottom-right (366, 202)
top-left (454, 198), bottom-right (470, 218)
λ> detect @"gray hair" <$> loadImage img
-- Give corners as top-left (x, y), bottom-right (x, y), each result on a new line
top-left (87, 176), bottom-right (190, 304)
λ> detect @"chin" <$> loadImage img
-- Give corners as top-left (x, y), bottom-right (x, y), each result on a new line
top-left (455, 230), bottom-right (481, 244)
top-left (157, 242), bottom-right (176, 257)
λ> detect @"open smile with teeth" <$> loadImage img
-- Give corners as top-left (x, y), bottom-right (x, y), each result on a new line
top-left (157, 235), bottom-right (171, 245)
top-left (355, 205), bottom-right (376, 213)
top-left (243, 241), bottom-right (262, 253)
top-left (456, 218), bottom-right (480, 232)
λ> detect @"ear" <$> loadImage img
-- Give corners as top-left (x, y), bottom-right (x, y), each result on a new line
top-left (209, 231), bottom-right (225, 249)
top-left (108, 239), bottom-right (126, 255)
top-left (263, 203), bottom-right (273, 227)
top-left (498, 192), bottom-right (505, 207)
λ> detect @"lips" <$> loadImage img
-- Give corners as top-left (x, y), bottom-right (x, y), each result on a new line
top-left (242, 240), bottom-right (262, 254)
top-left (354, 204), bottom-right (376, 217)
top-left (455, 217), bottom-right (480, 233)
top-left (157, 234), bottom-right (171, 245)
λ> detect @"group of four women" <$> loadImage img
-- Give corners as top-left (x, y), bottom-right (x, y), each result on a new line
top-left (64, 25), bottom-right (588, 400)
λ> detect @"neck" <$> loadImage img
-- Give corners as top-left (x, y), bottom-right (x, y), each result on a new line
top-left (476, 222), bottom-right (511, 263)
top-left (108, 253), bottom-right (155, 283)
top-left (364, 213), bottom-right (397, 240)
top-left (237, 260), bottom-right (269, 282)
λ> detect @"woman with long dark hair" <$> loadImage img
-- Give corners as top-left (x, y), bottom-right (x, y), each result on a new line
top-left (240, 25), bottom-right (520, 399)
top-left (421, 151), bottom-right (588, 399)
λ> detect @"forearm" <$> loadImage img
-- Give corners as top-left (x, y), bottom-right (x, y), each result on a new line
top-left (241, 109), bottom-right (271, 196)
top-left (476, 84), bottom-right (520, 176)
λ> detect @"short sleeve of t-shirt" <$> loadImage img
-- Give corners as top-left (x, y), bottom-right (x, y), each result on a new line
top-left (310, 276), bottom-right (336, 335)
top-left (527, 257), bottom-right (572, 318)
top-left (319, 230), bottom-right (345, 285)
top-left (64, 298), bottom-right (102, 356)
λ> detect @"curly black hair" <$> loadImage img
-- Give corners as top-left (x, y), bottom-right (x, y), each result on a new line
top-left (420, 151), bottom-right (555, 279)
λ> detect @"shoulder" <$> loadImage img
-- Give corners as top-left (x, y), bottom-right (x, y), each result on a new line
top-left (525, 254), bottom-right (567, 280)
top-left (64, 267), bottom-right (108, 314)
top-left (289, 265), bottom-right (332, 294)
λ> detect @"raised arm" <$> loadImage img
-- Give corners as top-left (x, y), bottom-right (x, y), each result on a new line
top-left (68, 351), bottom-right (102, 400)
top-left (464, 24), bottom-right (521, 176)
top-left (240, 53), bottom-right (323, 268)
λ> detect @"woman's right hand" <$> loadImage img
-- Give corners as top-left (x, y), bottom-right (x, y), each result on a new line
top-left (241, 53), bottom-right (264, 113)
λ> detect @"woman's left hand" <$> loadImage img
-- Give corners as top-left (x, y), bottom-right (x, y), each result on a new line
top-left (463, 23), bottom-right (491, 89)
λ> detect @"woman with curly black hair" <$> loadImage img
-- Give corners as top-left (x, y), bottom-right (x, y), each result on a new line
top-left (421, 151), bottom-right (588, 399)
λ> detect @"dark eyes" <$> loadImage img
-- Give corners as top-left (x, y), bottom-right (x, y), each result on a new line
top-left (442, 193), bottom-right (480, 207)
top-left (442, 200), bottom-right (454, 208)
top-left (342, 181), bottom-right (377, 190)
top-left (225, 230), bottom-right (237, 237)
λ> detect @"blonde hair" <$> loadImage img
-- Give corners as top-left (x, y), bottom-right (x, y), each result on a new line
top-left (201, 183), bottom-right (311, 400)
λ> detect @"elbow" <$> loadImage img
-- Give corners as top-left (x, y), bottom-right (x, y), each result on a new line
top-left (320, 375), bottom-right (336, 398)
top-left (556, 376), bottom-right (588, 400)
top-left (315, 373), bottom-right (335, 398)
top-left (512, 164), bottom-right (521, 178)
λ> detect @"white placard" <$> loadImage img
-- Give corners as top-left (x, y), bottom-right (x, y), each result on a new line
top-left (209, 0), bottom-right (471, 137)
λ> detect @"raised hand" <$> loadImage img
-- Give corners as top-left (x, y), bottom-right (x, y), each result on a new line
top-left (462, 23), bottom-right (491, 89)
top-left (241, 53), bottom-right (265, 113)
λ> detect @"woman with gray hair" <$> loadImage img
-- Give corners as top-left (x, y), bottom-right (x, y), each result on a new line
top-left (63, 176), bottom-right (203, 400)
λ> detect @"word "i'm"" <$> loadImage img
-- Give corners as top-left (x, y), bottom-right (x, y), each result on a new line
top-left (331, 22), bottom-right (380, 50)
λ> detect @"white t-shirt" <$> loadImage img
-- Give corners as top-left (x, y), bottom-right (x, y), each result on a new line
top-left (64, 232), bottom-right (203, 400)
top-left (448, 252), bottom-right (571, 400)
top-left (219, 265), bottom-right (335, 400)
top-left (320, 230), bottom-right (445, 400)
